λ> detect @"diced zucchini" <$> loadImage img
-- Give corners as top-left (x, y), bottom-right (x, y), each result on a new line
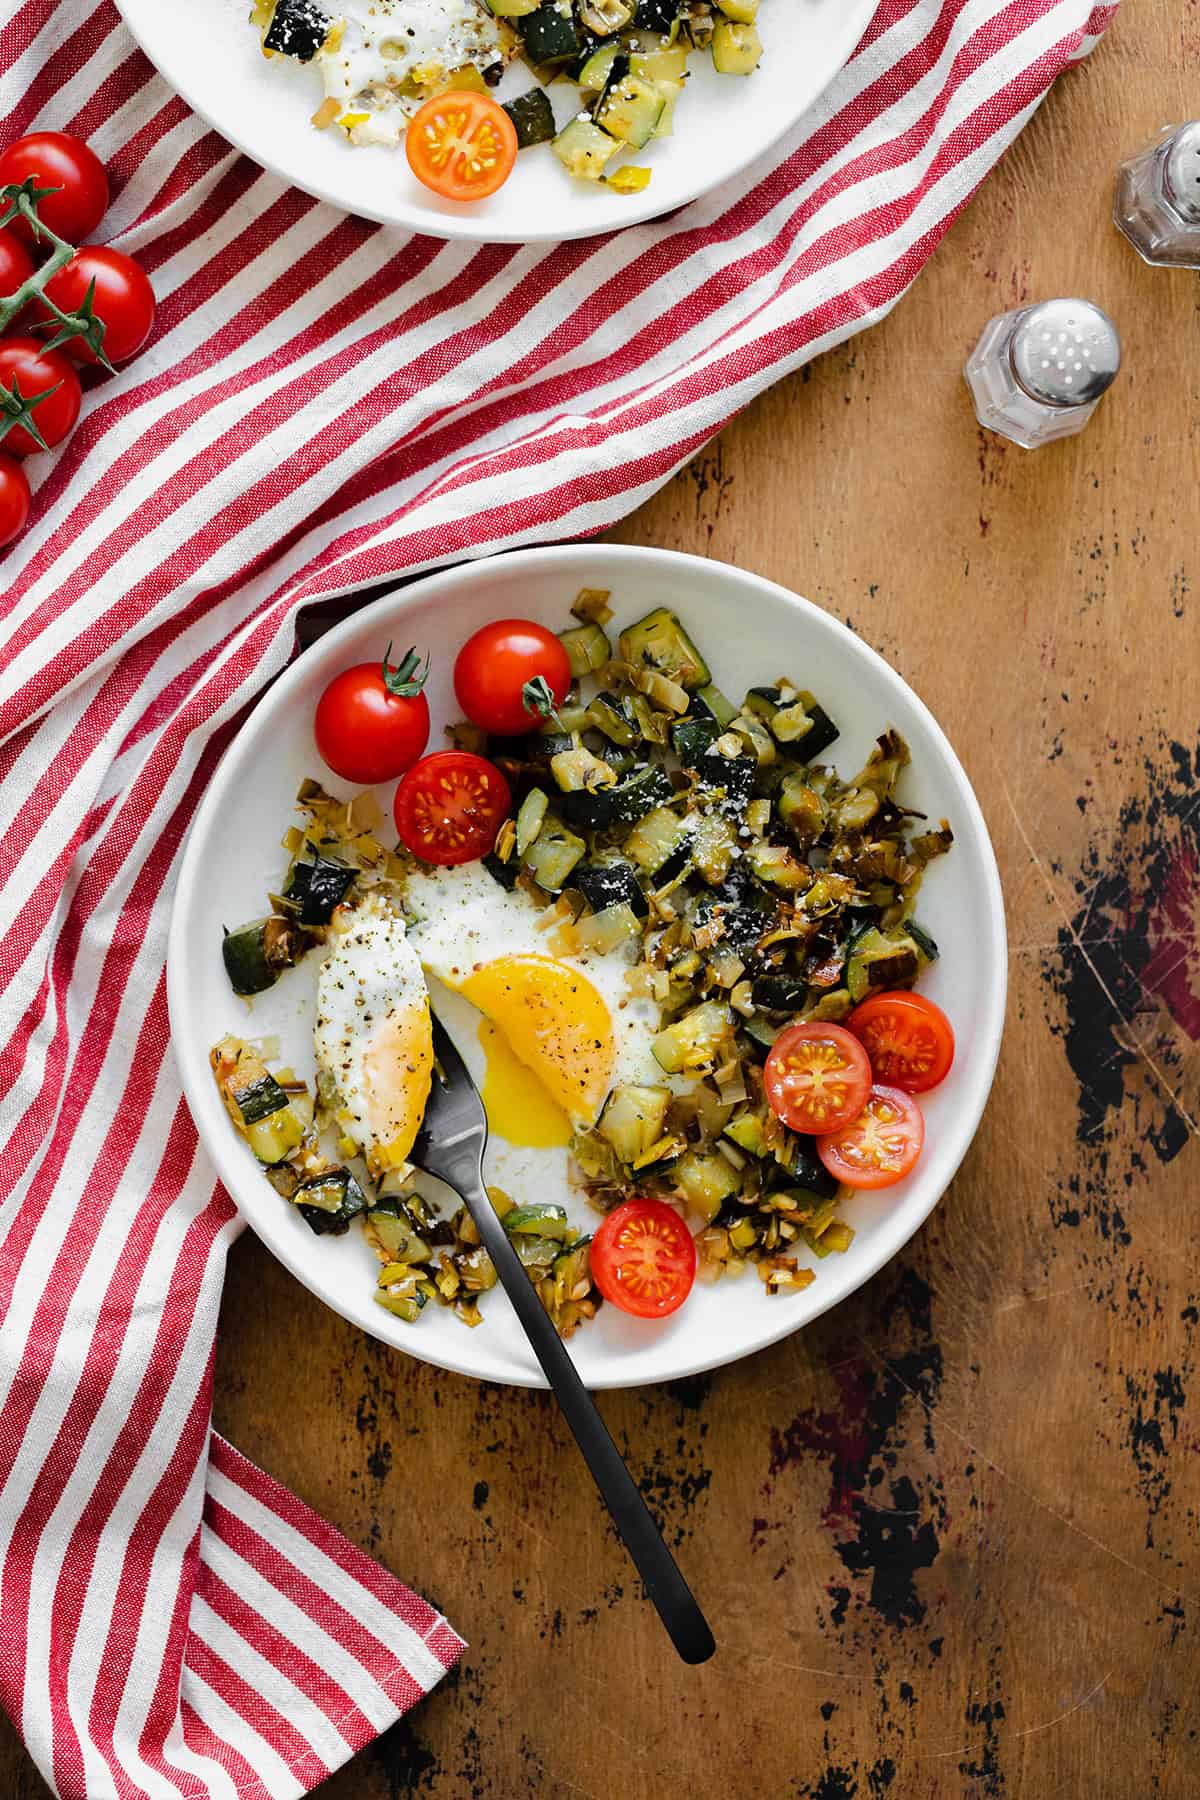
top-left (503, 88), bottom-right (556, 148)
top-left (580, 0), bottom-right (635, 29)
top-left (618, 607), bottom-right (711, 690)
top-left (587, 691), bottom-right (639, 745)
top-left (712, 18), bottom-right (762, 72)
top-left (692, 811), bottom-right (738, 885)
top-left (578, 41), bottom-right (623, 89)
top-left (731, 711), bottom-right (776, 767)
top-left (375, 1264), bottom-right (430, 1323)
top-left (561, 762), bottom-right (673, 829)
top-left (596, 738), bottom-right (637, 777)
top-left (573, 858), bottom-right (649, 918)
top-left (516, 787), bottom-right (549, 856)
top-left (504, 1202), bottom-right (570, 1239)
top-left (672, 1149), bottom-right (741, 1222)
top-left (807, 989), bottom-right (855, 1023)
top-left (232, 1072), bottom-right (291, 1126)
top-left (524, 816), bottom-right (586, 892)
top-left (723, 1109), bottom-right (770, 1157)
top-left (845, 926), bottom-right (921, 1001)
top-left (483, 849), bottom-right (520, 890)
top-left (283, 856), bottom-right (354, 925)
top-left (598, 1084), bottom-right (672, 1163)
top-left (221, 915), bottom-right (305, 997)
top-left (519, 3), bottom-right (579, 61)
top-left (551, 744), bottom-right (617, 793)
top-left (717, 0), bottom-right (758, 20)
top-left (776, 1138), bottom-right (841, 1199)
top-left (630, 35), bottom-right (687, 72)
top-left (777, 771), bottom-right (825, 841)
top-left (263, 0), bottom-right (331, 61)
top-left (695, 746), bottom-right (757, 810)
top-left (743, 685), bottom-right (781, 723)
top-left (693, 683), bottom-right (738, 729)
top-left (594, 73), bottom-right (665, 148)
top-left (623, 804), bottom-right (689, 875)
top-left (651, 1000), bottom-right (732, 1073)
top-left (294, 1169), bottom-right (367, 1236)
top-left (908, 920), bottom-right (940, 963)
top-left (553, 115), bottom-right (620, 180)
top-left (514, 1234), bottom-right (563, 1270)
top-left (559, 620), bottom-right (611, 676)
top-left (488, 0), bottom-right (540, 13)
top-left (771, 693), bottom-right (839, 760)
top-left (670, 713), bottom-right (720, 766)
top-left (246, 1107), bottom-right (305, 1165)
top-left (745, 841), bottom-right (810, 891)
top-left (750, 972), bottom-right (807, 1011)
top-left (364, 1203), bottom-right (431, 1264)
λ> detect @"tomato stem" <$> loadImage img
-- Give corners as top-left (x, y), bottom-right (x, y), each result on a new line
top-left (0, 181), bottom-right (114, 372)
top-left (522, 675), bottom-right (562, 727)
top-left (0, 374), bottom-right (62, 451)
top-left (381, 642), bottom-right (430, 698)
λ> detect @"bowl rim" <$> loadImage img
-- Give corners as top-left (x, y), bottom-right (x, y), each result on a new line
top-left (167, 543), bottom-right (1008, 1387)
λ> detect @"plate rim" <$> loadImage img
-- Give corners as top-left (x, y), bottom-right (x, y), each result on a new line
top-left (167, 543), bottom-right (1008, 1389)
top-left (110, 0), bottom-right (877, 244)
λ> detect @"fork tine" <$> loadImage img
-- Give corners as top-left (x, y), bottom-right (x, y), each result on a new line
top-left (428, 1013), bottom-right (470, 1085)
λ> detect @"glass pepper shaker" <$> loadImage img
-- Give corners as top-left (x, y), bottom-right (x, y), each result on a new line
top-left (963, 298), bottom-right (1121, 449)
top-left (1114, 122), bottom-right (1200, 268)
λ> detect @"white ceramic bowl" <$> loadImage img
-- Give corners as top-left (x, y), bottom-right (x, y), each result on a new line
top-left (113, 0), bottom-right (875, 243)
top-left (168, 546), bottom-right (1006, 1388)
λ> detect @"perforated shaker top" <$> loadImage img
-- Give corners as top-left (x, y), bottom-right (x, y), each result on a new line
top-left (1009, 299), bottom-right (1122, 408)
top-left (1163, 121), bottom-right (1200, 223)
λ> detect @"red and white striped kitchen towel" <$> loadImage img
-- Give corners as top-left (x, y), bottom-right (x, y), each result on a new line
top-left (0, 0), bottom-right (1115, 1794)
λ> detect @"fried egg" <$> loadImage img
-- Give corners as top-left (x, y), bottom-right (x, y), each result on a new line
top-left (403, 861), bottom-right (682, 1139)
top-left (313, 893), bottom-right (434, 1179)
top-left (318, 0), bottom-right (512, 145)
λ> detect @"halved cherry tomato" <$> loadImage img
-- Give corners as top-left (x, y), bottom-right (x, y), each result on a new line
top-left (0, 454), bottom-right (31, 548)
top-left (0, 338), bottom-right (81, 455)
top-left (315, 645), bottom-right (431, 785)
top-left (0, 132), bottom-right (109, 247)
top-left (848, 991), bottom-right (955, 1094)
top-left (591, 1199), bottom-right (696, 1320)
top-left (764, 1021), bottom-right (873, 1135)
top-left (40, 246), bottom-right (156, 364)
top-left (394, 750), bottom-right (511, 866)
top-left (453, 618), bottom-right (572, 737)
top-left (405, 92), bottom-right (518, 202)
top-left (816, 1085), bottom-right (925, 1190)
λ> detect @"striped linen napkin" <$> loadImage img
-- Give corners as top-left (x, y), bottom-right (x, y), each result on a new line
top-left (0, 0), bottom-right (1115, 1794)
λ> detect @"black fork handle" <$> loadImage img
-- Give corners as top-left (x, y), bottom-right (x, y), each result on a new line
top-left (461, 1171), bottom-right (715, 1665)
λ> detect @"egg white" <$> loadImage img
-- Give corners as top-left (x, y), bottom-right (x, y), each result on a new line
top-left (318, 0), bottom-right (512, 144)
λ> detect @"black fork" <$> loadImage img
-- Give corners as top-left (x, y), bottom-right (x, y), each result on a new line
top-left (410, 1014), bottom-right (716, 1666)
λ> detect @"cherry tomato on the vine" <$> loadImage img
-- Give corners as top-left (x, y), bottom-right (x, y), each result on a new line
top-left (41, 246), bottom-right (156, 364)
top-left (591, 1199), bottom-right (697, 1320)
top-left (0, 132), bottom-right (109, 247)
top-left (0, 454), bottom-right (31, 548)
top-left (315, 645), bottom-right (432, 786)
top-left (406, 92), bottom-right (518, 202)
top-left (0, 338), bottom-right (81, 456)
top-left (816, 1085), bottom-right (926, 1191)
top-left (453, 618), bottom-right (572, 738)
top-left (764, 1021), bottom-right (873, 1136)
top-left (847, 990), bottom-right (955, 1094)
top-left (0, 231), bottom-right (35, 297)
top-left (394, 750), bottom-right (511, 867)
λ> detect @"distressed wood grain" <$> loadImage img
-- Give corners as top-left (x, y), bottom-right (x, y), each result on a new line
top-left (5, 5), bottom-right (1198, 1795)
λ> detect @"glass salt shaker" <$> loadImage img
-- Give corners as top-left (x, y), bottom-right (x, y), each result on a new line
top-left (963, 298), bottom-right (1121, 449)
top-left (1114, 122), bottom-right (1200, 267)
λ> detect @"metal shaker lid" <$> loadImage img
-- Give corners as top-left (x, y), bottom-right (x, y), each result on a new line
top-left (1009, 299), bottom-right (1121, 408)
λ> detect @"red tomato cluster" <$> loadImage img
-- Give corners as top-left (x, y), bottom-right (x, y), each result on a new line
top-left (764, 994), bottom-right (955, 1192)
top-left (0, 131), bottom-right (158, 549)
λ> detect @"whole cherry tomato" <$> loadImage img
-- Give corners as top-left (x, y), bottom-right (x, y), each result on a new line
top-left (314, 645), bottom-right (431, 785)
top-left (453, 618), bottom-right (572, 737)
top-left (0, 231), bottom-right (36, 298)
top-left (41, 246), bottom-right (156, 364)
top-left (394, 750), bottom-right (511, 867)
top-left (0, 132), bottom-right (109, 247)
top-left (0, 454), bottom-right (31, 547)
top-left (0, 338), bottom-right (82, 455)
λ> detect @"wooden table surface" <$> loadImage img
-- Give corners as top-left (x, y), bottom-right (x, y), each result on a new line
top-left (6, 5), bottom-right (1198, 1795)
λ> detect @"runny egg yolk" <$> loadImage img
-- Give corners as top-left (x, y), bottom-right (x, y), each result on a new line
top-left (457, 954), bottom-right (615, 1128)
top-left (477, 1021), bottom-right (571, 1149)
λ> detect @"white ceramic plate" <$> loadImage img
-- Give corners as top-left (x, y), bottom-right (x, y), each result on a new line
top-left (168, 546), bottom-right (1006, 1388)
top-left (112, 0), bottom-right (876, 242)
